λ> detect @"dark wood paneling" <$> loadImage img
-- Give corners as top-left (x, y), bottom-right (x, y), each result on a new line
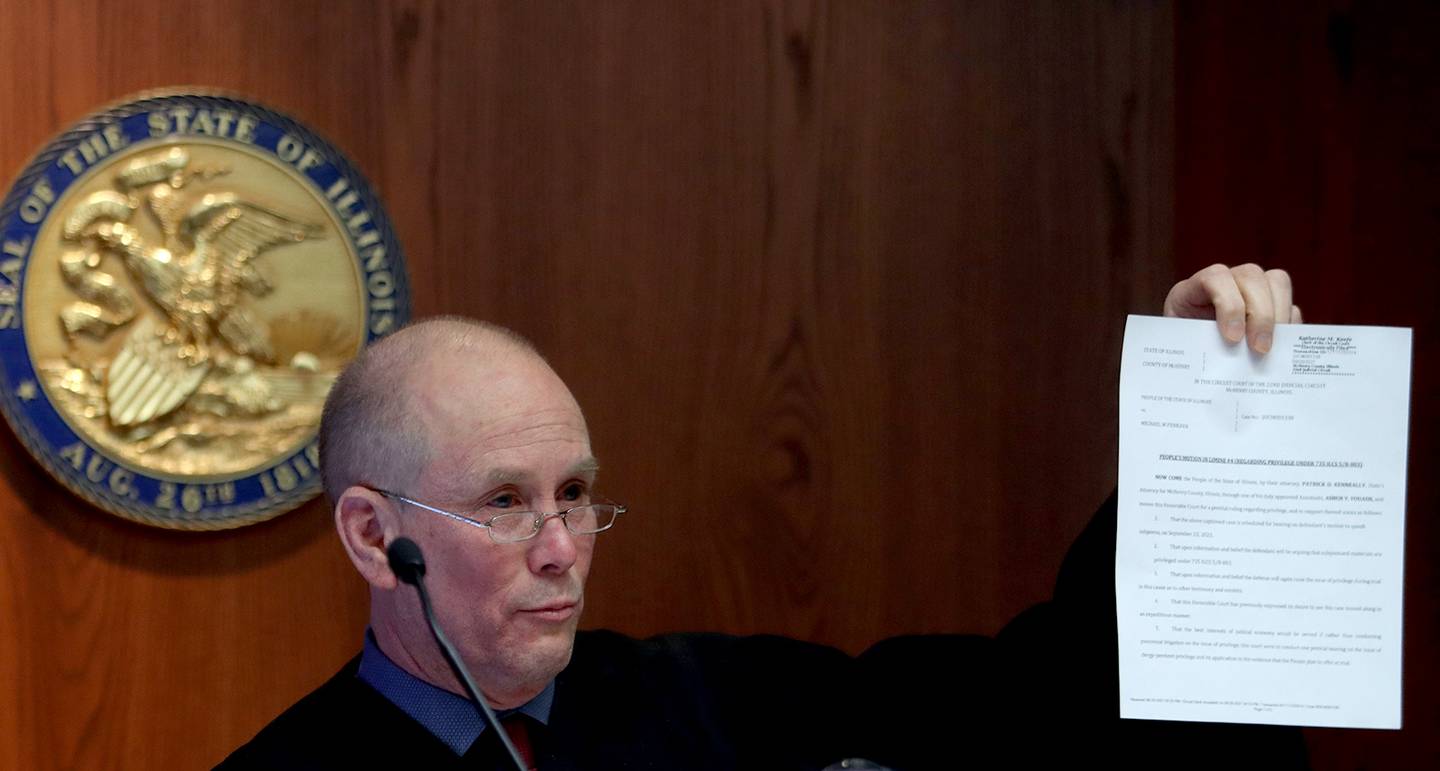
top-left (1177, 1), bottom-right (1439, 767)
top-left (0, 1), bottom-right (1176, 767)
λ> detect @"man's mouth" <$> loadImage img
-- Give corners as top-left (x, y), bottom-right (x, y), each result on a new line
top-left (518, 600), bottom-right (578, 622)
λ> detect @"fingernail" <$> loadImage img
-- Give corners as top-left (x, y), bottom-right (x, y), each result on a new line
top-left (1255, 332), bottom-right (1272, 353)
top-left (1226, 320), bottom-right (1245, 341)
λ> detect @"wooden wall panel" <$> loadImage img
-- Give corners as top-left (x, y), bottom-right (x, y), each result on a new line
top-left (371, 0), bottom-right (1174, 645)
top-left (0, 3), bottom-right (392, 768)
top-left (0, 1), bottom-right (1176, 768)
top-left (1176, 2), bottom-right (1439, 767)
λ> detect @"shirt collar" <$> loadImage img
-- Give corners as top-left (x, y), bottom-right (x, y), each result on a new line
top-left (357, 630), bottom-right (554, 755)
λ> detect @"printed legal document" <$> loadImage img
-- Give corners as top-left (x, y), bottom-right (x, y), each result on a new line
top-left (1117, 315), bottom-right (1411, 728)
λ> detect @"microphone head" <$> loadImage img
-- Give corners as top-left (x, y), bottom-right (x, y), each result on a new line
top-left (386, 537), bottom-right (427, 586)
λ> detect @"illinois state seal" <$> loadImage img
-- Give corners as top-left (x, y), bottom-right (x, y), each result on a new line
top-left (0, 91), bottom-right (409, 529)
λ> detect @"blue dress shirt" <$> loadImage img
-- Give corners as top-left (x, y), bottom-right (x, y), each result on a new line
top-left (356, 631), bottom-right (554, 755)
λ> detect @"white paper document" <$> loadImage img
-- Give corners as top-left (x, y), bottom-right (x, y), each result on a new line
top-left (1117, 315), bottom-right (1411, 729)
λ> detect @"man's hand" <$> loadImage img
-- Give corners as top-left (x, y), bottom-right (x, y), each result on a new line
top-left (1163, 263), bottom-right (1302, 354)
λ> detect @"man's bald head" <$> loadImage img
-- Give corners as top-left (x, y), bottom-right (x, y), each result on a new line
top-left (326, 319), bottom-right (596, 706)
top-left (318, 316), bottom-right (545, 502)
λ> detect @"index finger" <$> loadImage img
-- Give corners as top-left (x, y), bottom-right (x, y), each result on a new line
top-left (1174, 264), bottom-right (1247, 343)
top-left (1231, 264), bottom-right (1276, 353)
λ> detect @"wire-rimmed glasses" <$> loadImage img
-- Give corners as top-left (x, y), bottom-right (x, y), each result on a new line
top-left (373, 489), bottom-right (625, 544)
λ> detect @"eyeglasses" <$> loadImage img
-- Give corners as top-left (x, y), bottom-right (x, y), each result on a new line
top-left (373, 489), bottom-right (626, 544)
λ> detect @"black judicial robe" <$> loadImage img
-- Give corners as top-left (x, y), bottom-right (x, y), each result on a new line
top-left (217, 495), bottom-right (1309, 770)
top-left (214, 630), bottom-right (905, 770)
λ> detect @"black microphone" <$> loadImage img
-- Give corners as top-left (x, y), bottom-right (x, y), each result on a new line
top-left (387, 537), bottom-right (527, 771)
top-left (387, 536), bottom-right (426, 583)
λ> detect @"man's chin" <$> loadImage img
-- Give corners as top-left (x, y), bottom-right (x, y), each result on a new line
top-left (505, 633), bottom-right (576, 691)
top-left (483, 606), bottom-right (583, 691)
top-left (518, 617), bottom-right (580, 668)
top-left (538, 619), bottom-right (579, 663)
top-left (469, 633), bottom-right (577, 709)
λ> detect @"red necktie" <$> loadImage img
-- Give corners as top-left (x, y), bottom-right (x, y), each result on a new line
top-left (500, 715), bottom-right (537, 771)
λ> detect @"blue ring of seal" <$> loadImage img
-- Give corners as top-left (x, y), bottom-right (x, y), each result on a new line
top-left (0, 90), bottom-right (410, 530)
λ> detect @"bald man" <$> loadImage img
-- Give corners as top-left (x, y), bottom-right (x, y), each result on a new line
top-left (327, 321), bottom-right (595, 713)
top-left (218, 317), bottom-right (869, 769)
top-left (219, 265), bottom-right (1310, 770)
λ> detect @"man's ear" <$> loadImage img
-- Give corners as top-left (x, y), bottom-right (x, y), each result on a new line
top-left (335, 486), bottom-right (400, 590)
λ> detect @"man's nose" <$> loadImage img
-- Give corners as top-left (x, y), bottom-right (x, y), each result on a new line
top-left (526, 512), bottom-right (578, 575)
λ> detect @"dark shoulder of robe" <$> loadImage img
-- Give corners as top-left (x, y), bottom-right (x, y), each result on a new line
top-left (987, 491), bottom-right (1311, 770)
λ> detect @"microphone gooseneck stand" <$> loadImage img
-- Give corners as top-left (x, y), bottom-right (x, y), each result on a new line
top-left (387, 537), bottom-right (528, 771)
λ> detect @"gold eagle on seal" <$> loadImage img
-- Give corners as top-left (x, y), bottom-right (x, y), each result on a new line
top-left (59, 147), bottom-right (319, 428)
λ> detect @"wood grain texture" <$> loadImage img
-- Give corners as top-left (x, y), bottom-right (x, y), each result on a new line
top-left (1177, 2), bottom-right (1439, 768)
top-left (0, 1), bottom-right (1177, 767)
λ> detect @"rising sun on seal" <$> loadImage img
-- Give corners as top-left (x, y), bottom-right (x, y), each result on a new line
top-left (0, 91), bottom-right (409, 530)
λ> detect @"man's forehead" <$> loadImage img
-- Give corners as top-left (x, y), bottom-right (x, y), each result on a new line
top-left (412, 344), bottom-right (580, 422)
top-left (416, 413), bottom-right (596, 494)
top-left (419, 449), bottom-right (598, 503)
top-left (482, 455), bottom-right (602, 485)
top-left (400, 333), bottom-right (595, 491)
